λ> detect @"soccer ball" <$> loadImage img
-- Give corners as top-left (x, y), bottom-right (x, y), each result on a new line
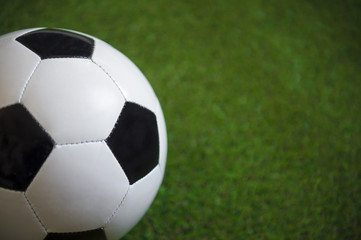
top-left (0, 28), bottom-right (167, 240)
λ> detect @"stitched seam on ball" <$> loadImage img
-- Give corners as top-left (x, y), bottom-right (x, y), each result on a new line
top-left (17, 105), bottom-right (56, 152)
top-left (43, 56), bottom-right (90, 60)
top-left (91, 59), bottom-right (126, 100)
top-left (23, 192), bottom-right (48, 233)
top-left (18, 60), bottom-right (41, 102)
top-left (90, 58), bottom-right (128, 144)
top-left (104, 186), bottom-right (131, 226)
top-left (158, 162), bottom-right (162, 172)
top-left (155, 102), bottom-right (162, 172)
top-left (47, 228), bottom-right (103, 235)
top-left (56, 139), bottom-right (105, 147)
top-left (90, 36), bottom-right (95, 59)
top-left (104, 102), bottom-right (126, 143)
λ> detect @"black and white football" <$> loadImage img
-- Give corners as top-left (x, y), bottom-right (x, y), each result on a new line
top-left (0, 28), bottom-right (167, 240)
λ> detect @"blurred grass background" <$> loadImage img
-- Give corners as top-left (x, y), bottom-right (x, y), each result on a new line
top-left (1, 0), bottom-right (360, 239)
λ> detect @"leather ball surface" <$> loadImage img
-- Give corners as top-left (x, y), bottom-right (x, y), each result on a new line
top-left (0, 28), bottom-right (167, 240)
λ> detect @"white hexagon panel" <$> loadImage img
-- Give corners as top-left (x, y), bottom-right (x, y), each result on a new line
top-left (21, 58), bottom-right (125, 145)
top-left (26, 142), bottom-right (129, 233)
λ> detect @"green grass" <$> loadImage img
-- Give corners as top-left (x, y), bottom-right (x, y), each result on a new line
top-left (1, 0), bottom-right (361, 239)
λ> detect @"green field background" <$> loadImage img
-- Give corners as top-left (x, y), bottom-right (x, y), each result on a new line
top-left (1, 0), bottom-right (360, 239)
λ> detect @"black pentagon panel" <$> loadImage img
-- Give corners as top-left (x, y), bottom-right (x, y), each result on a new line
top-left (45, 228), bottom-right (106, 240)
top-left (16, 29), bottom-right (94, 59)
top-left (106, 102), bottom-right (159, 185)
top-left (0, 104), bottom-right (54, 191)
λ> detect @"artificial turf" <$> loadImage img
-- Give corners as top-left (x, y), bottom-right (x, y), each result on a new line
top-left (1, 0), bottom-right (360, 239)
